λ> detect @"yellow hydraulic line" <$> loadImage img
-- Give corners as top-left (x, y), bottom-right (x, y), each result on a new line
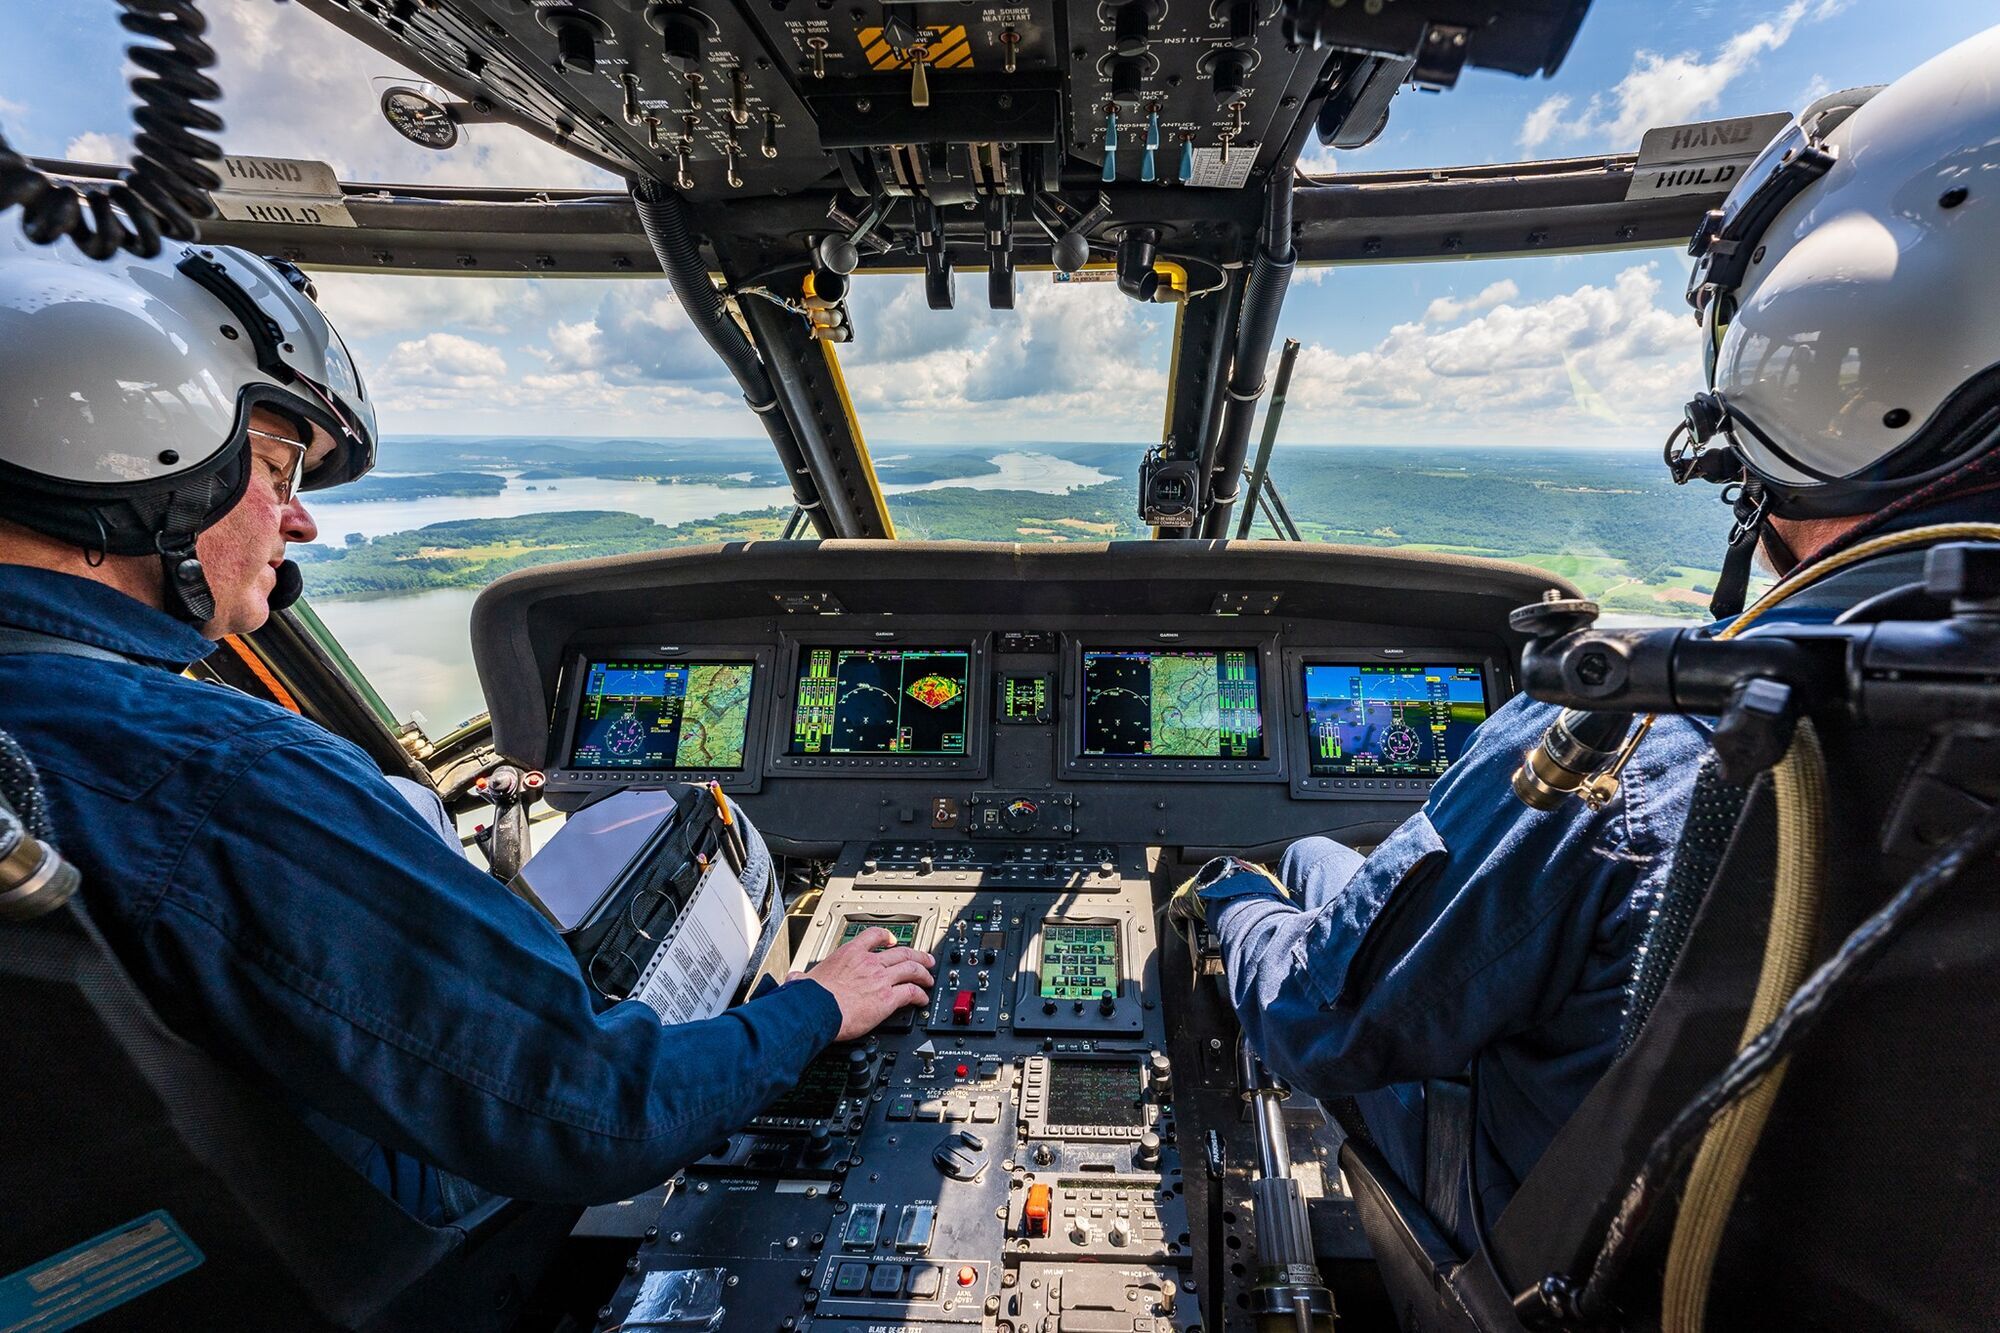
top-left (803, 270), bottom-right (896, 539)
top-left (1662, 721), bottom-right (1826, 1333)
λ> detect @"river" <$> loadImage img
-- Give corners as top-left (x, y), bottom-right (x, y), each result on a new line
top-left (306, 451), bottom-right (1112, 736)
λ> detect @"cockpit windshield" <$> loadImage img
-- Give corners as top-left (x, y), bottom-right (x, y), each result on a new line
top-left (10, 0), bottom-right (1962, 736)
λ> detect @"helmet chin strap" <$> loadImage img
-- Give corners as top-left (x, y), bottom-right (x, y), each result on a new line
top-left (1709, 480), bottom-right (1768, 622)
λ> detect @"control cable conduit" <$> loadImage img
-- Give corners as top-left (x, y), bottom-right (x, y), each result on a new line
top-left (1660, 721), bottom-right (1825, 1333)
top-left (630, 181), bottom-right (833, 537)
top-left (0, 0), bottom-right (222, 259)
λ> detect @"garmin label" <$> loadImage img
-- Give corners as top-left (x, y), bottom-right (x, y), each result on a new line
top-left (213, 155), bottom-right (357, 228)
top-left (0, 1211), bottom-right (203, 1332)
top-left (1628, 113), bottom-right (1791, 199)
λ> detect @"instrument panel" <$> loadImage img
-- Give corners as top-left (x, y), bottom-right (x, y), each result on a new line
top-left (481, 541), bottom-right (1551, 852)
top-left (544, 629), bottom-right (1495, 804)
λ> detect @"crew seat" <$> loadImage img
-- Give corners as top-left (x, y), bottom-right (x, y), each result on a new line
top-left (0, 731), bottom-right (577, 1332)
top-left (1334, 639), bottom-right (2000, 1330)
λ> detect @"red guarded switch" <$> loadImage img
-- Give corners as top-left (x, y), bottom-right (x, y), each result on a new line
top-left (952, 988), bottom-right (976, 1025)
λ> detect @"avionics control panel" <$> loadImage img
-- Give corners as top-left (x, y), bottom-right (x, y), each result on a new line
top-left (597, 850), bottom-right (1193, 1333)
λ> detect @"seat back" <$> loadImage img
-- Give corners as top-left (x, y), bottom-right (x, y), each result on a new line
top-left (0, 735), bottom-right (575, 1331)
top-left (1494, 713), bottom-right (2000, 1329)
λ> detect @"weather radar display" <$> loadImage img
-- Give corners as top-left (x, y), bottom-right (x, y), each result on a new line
top-left (569, 660), bottom-right (755, 770)
top-left (1080, 649), bottom-right (1264, 758)
top-left (789, 647), bottom-right (970, 756)
top-left (1303, 663), bottom-right (1487, 777)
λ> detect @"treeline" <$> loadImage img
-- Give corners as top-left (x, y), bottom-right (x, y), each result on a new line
top-left (334, 471), bottom-right (507, 502)
top-left (294, 508), bottom-right (789, 599)
top-left (1259, 448), bottom-right (1730, 581)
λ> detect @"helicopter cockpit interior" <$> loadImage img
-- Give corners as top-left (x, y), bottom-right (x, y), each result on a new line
top-left (4, 2), bottom-right (2000, 1332)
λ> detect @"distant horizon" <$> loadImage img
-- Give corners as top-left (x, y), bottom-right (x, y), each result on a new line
top-left (382, 434), bottom-right (1672, 453)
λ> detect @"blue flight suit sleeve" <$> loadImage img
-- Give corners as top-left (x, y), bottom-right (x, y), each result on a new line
top-left (130, 724), bottom-right (841, 1206)
top-left (1201, 694), bottom-right (1700, 1102)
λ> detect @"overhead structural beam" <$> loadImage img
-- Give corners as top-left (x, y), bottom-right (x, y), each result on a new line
top-left (33, 153), bottom-right (1723, 278)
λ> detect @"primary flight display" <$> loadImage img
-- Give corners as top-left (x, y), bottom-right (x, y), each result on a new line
top-left (1302, 663), bottom-right (1488, 777)
top-left (1080, 649), bottom-right (1265, 758)
top-left (789, 646), bottom-right (971, 756)
top-left (568, 660), bottom-right (755, 770)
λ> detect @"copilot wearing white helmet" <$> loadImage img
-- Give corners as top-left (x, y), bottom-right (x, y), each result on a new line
top-left (1175, 25), bottom-right (2000, 1263)
top-left (1670, 24), bottom-right (2000, 617)
top-left (0, 230), bottom-right (376, 626)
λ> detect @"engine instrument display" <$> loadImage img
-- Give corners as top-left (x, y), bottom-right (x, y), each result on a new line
top-left (999, 673), bottom-right (1052, 724)
top-left (1044, 1059), bottom-right (1144, 1129)
top-left (1039, 923), bottom-right (1120, 1001)
top-left (1080, 649), bottom-right (1264, 758)
top-left (1302, 663), bottom-right (1488, 777)
top-left (789, 647), bottom-right (971, 756)
top-left (568, 660), bottom-right (755, 770)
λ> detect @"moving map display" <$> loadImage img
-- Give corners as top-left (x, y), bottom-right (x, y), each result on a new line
top-left (1302, 663), bottom-right (1488, 777)
top-left (1080, 649), bottom-right (1264, 758)
top-left (789, 647), bottom-right (970, 756)
top-left (568, 660), bottom-right (754, 770)
top-left (1039, 923), bottom-right (1120, 1001)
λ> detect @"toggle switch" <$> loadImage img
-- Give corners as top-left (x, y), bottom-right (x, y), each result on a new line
top-left (1142, 107), bottom-right (1161, 182)
top-left (909, 46), bottom-right (931, 108)
top-left (1178, 133), bottom-right (1196, 184)
top-left (1101, 106), bottom-right (1119, 182)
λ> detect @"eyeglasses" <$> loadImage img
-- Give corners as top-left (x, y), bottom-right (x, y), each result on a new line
top-left (245, 428), bottom-right (309, 507)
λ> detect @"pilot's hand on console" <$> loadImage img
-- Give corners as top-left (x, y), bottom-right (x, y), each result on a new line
top-left (795, 927), bottom-right (937, 1041)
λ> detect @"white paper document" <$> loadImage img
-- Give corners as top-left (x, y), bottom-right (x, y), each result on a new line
top-left (632, 860), bottom-right (760, 1025)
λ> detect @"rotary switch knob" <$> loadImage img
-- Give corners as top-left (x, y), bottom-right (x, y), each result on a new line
top-left (1002, 798), bottom-right (1039, 834)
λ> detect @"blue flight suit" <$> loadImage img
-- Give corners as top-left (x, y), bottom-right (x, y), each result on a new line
top-left (1198, 513), bottom-right (1989, 1252)
top-left (0, 566), bottom-right (840, 1224)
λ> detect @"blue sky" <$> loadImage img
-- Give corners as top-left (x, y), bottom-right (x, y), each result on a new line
top-left (2, 2), bottom-right (1991, 446)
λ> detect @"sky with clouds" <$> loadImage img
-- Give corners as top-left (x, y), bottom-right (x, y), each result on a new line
top-left (1, 1), bottom-right (1990, 447)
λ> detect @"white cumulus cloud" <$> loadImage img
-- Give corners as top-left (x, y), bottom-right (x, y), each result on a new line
top-left (63, 131), bottom-right (132, 163)
top-left (1519, 1), bottom-right (1822, 152)
top-left (1423, 279), bottom-right (1520, 324)
top-left (1286, 263), bottom-right (1699, 443)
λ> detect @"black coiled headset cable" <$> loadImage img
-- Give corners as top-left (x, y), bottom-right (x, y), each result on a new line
top-left (0, 0), bottom-right (222, 260)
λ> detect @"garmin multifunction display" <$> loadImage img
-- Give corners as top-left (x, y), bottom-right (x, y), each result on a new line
top-left (837, 918), bottom-right (919, 948)
top-left (1044, 1059), bottom-right (1144, 1128)
top-left (1039, 923), bottom-right (1120, 1001)
top-left (789, 647), bottom-right (970, 756)
top-left (1302, 663), bottom-right (1488, 777)
top-left (568, 660), bottom-right (755, 770)
top-left (1080, 649), bottom-right (1264, 758)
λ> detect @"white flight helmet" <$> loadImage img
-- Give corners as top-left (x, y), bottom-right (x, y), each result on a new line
top-left (1674, 25), bottom-right (2000, 523)
top-left (0, 228), bottom-right (376, 621)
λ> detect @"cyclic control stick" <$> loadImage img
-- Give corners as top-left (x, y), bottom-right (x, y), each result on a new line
top-left (1239, 1041), bottom-right (1336, 1332)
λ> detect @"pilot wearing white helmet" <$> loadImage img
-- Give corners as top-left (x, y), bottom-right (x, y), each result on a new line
top-left (1177, 23), bottom-right (2000, 1257)
top-left (0, 236), bottom-right (933, 1223)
